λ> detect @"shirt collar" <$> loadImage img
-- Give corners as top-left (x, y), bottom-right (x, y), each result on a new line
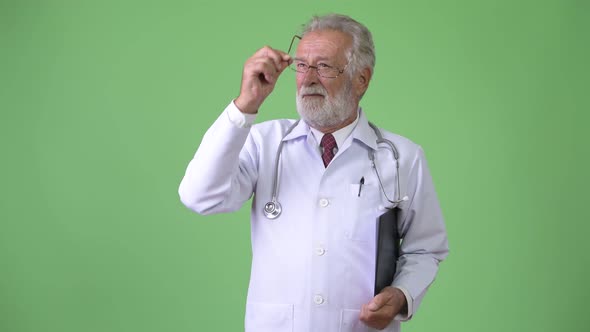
top-left (309, 112), bottom-right (359, 149)
top-left (281, 108), bottom-right (379, 151)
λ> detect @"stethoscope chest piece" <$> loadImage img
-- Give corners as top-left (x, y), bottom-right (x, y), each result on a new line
top-left (263, 200), bottom-right (282, 219)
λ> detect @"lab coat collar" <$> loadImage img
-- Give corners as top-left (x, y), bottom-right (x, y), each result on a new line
top-left (281, 108), bottom-right (378, 151)
top-left (281, 119), bottom-right (309, 142)
top-left (351, 108), bottom-right (379, 151)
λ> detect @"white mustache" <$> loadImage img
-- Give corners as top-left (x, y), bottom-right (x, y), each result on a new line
top-left (299, 86), bottom-right (327, 97)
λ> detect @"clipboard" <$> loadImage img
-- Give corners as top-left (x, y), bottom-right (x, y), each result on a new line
top-left (374, 207), bottom-right (401, 295)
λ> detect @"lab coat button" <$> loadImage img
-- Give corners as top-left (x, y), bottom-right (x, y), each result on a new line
top-left (313, 294), bottom-right (325, 305)
top-left (319, 198), bottom-right (329, 207)
top-left (315, 247), bottom-right (326, 256)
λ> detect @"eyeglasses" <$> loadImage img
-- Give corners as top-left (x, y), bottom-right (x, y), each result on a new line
top-left (287, 35), bottom-right (347, 79)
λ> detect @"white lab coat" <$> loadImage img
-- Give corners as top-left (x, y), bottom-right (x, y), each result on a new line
top-left (179, 103), bottom-right (449, 332)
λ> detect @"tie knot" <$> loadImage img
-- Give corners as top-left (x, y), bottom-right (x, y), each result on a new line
top-left (320, 133), bottom-right (337, 167)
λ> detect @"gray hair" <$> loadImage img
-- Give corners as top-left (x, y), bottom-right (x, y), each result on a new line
top-left (301, 14), bottom-right (375, 77)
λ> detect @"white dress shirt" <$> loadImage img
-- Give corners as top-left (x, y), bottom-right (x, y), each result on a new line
top-left (179, 101), bottom-right (449, 332)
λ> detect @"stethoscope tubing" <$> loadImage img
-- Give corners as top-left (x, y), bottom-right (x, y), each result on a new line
top-left (264, 121), bottom-right (403, 219)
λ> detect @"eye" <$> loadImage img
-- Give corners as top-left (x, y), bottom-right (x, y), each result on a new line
top-left (317, 63), bottom-right (332, 68)
top-left (295, 62), bottom-right (308, 69)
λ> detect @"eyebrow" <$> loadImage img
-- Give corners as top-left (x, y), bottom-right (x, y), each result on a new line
top-left (293, 56), bottom-right (334, 62)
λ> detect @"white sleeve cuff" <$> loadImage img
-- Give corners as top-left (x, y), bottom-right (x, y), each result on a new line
top-left (393, 286), bottom-right (414, 321)
top-left (226, 100), bottom-right (257, 128)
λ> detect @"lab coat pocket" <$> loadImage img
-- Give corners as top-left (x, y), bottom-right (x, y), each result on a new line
top-left (245, 302), bottom-right (294, 332)
top-left (339, 309), bottom-right (369, 332)
top-left (346, 184), bottom-right (380, 242)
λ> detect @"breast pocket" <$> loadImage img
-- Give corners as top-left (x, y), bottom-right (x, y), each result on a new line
top-left (245, 302), bottom-right (294, 332)
top-left (344, 183), bottom-right (382, 242)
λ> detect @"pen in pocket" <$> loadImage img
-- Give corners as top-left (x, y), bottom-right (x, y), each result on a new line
top-left (358, 177), bottom-right (365, 197)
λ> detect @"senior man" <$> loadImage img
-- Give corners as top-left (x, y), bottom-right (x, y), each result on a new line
top-left (179, 14), bottom-right (448, 332)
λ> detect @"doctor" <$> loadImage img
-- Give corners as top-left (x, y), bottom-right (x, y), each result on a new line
top-left (179, 14), bottom-right (448, 332)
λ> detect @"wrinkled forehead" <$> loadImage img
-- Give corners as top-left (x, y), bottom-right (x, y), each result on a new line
top-left (296, 29), bottom-right (352, 62)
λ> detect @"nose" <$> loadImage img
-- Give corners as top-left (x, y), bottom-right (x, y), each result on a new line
top-left (301, 67), bottom-right (321, 86)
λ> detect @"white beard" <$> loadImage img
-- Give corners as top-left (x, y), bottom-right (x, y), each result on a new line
top-left (296, 81), bottom-right (357, 130)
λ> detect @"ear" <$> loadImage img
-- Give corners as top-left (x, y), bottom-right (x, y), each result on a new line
top-left (354, 67), bottom-right (372, 98)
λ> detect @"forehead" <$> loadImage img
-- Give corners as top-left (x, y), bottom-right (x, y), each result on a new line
top-left (295, 29), bottom-right (352, 60)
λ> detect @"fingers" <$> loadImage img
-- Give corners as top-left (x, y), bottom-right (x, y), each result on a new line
top-left (281, 52), bottom-right (292, 64)
top-left (246, 58), bottom-right (279, 84)
top-left (359, 288), bottom-right (398, 330)
top-left (236, 46), bottom-right (292, 114)
top-left (368, 297), bottom-right (383, 311)
top-left (359, 302), bottom-right (395, 330)
top-left (368, 289), bottom-right (393, 311)
top-left (253, 46), bottom-right (292, 72)
top-left (245, 46), bottom-right (291, 85)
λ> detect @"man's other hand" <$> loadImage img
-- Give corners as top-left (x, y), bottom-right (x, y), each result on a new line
top-left (359, 286), bottom-right (407, 330)
top-left (235, 46), bottom-right (292, 114)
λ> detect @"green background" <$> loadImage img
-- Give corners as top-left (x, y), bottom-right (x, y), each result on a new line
top-left (1, 1), bottom-right (589, 331)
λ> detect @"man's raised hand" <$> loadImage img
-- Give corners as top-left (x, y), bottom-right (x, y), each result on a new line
top-left (235, 46), bottom-right (292, 114)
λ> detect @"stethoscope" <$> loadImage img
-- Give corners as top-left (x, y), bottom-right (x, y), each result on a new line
top-left (263, 121), bottom-right (408, 219)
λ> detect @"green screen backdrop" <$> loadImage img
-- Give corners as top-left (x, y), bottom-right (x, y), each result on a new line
top-left (1, 1), bottom-right (588, 331)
